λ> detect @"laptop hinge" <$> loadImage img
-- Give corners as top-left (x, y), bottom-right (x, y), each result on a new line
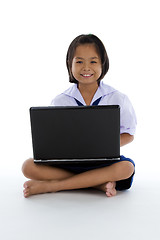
top-left (34, 158), bottom-right (120, 163)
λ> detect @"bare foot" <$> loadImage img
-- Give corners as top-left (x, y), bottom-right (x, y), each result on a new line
top-left (23, 180), bottom-right (59, 198)
top-left (105, 182), bottom-right (116, 197)
top-left (95, 181), bottom-right (117, 197)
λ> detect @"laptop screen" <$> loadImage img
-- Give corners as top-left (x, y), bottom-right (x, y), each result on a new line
top-left (30, 105), bottom-right (120, 161)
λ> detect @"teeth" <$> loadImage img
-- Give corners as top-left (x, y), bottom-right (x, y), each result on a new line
top-left (82, 74), bottom-right (92, 76)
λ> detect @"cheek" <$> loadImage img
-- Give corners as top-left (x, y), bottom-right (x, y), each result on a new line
top-left (71, 65), bottom-right (79, 80)
top-left (71, 64), bottom-right (75, 75)
top-left (71, 62), bottom-right (77, 72)
top-left (71, 66), bottom-right (76, 77)
top-left (96, 66), bottom-right (102, 77)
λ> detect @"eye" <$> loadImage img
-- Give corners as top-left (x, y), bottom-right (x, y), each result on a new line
top-left (76, 61), bottom-right (83, 64)
top-left (91, 61), bottom-right (97, 64)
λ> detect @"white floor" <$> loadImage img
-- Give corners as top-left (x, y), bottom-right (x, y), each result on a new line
top-left (1, 160), bottom-right (160, 240)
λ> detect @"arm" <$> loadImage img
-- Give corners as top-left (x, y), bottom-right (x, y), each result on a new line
top-left (120, 133), bottom-right (134, 147)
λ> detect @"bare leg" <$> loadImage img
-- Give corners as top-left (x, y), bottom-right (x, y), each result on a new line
top-left (22, 158), bottom-right (75, 180)
top-left (23, 160), bottom-right (134, 198)
top-left (22, 159), bottom-right (116, 197)
top-left (22, 159), bottom-right (117, 197)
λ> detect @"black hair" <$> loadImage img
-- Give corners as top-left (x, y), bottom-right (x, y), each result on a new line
top-left (66, 34), bottom-right (109, 84)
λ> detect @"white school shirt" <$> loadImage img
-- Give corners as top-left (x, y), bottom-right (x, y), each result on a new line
top-left (51, 81), bottom-right (137, 135)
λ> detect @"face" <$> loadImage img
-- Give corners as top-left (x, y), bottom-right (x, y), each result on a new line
top-left (71, 44), bottom-right (102, 87)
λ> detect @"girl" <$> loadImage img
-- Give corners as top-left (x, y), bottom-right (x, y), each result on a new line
top-left (22, 34), bottom-right (137, 198)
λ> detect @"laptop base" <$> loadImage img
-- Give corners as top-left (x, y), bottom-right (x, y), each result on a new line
top-left (34, 158), bottom-right (120, 166)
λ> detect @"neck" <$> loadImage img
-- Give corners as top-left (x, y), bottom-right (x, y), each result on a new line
top-left (78, 82), bottom-right (99, 105)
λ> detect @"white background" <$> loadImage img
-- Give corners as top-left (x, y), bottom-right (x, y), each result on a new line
top-left (1, 0), bottom-right (160, 175)
top-left (1, 1), bottom-right (160, 240)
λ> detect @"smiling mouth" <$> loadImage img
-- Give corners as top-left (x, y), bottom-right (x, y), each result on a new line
top-left (80, 74), bottom-right (93, 78)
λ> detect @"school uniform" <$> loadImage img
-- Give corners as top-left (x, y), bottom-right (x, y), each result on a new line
top-left (51, 81), bottom-right (137, 191)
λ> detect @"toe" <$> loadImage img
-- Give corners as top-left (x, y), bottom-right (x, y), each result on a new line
top-left (105, 181), bottom-right (117, 197)
top-left (23, 189), bottom-right (29, 198)
top-left (23, 180), bottom-right (32, 189)
top-left (106, 190), bottom-right (116, 197)
top-left (23, 182), bottom-right (29, 189)
top-left (106, 191), bottom-right (112, 197)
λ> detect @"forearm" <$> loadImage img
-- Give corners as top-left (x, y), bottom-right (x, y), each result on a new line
top-left (120, 133), bottom-right (134, 147)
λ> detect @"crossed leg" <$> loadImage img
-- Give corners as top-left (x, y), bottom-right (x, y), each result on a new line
top-left (22, 158), bottom-right (134, 198)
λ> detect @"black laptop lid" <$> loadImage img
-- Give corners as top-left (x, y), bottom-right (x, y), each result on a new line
top-left (30, 105), bottom-right (120, 160)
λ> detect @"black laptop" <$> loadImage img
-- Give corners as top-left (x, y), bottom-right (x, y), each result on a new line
top-left (30, 105), bottom-right (120, 165)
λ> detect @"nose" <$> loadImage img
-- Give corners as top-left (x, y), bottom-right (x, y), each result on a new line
top-left (83, 62), bottom-right (90, 71)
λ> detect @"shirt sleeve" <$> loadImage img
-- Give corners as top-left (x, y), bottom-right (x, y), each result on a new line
top-left (120, 95), bottom-right (137, 135)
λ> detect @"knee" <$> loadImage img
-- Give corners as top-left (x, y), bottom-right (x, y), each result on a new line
top-left (119, 161), bottom-right (135, 179)
top-left (22, 158), bottom-right (34, 178)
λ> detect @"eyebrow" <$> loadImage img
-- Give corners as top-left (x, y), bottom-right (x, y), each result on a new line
top-left (75, 57), bottom-right (99, 60)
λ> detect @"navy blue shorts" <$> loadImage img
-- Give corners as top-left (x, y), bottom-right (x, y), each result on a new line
top-left (57, 155), bottom-right (135, 191)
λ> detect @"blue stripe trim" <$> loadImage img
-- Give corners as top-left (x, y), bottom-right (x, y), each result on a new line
top-left (75, 97), bottom-right (102, 106)
top-left (75, 99), bottom-right (83, 106)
